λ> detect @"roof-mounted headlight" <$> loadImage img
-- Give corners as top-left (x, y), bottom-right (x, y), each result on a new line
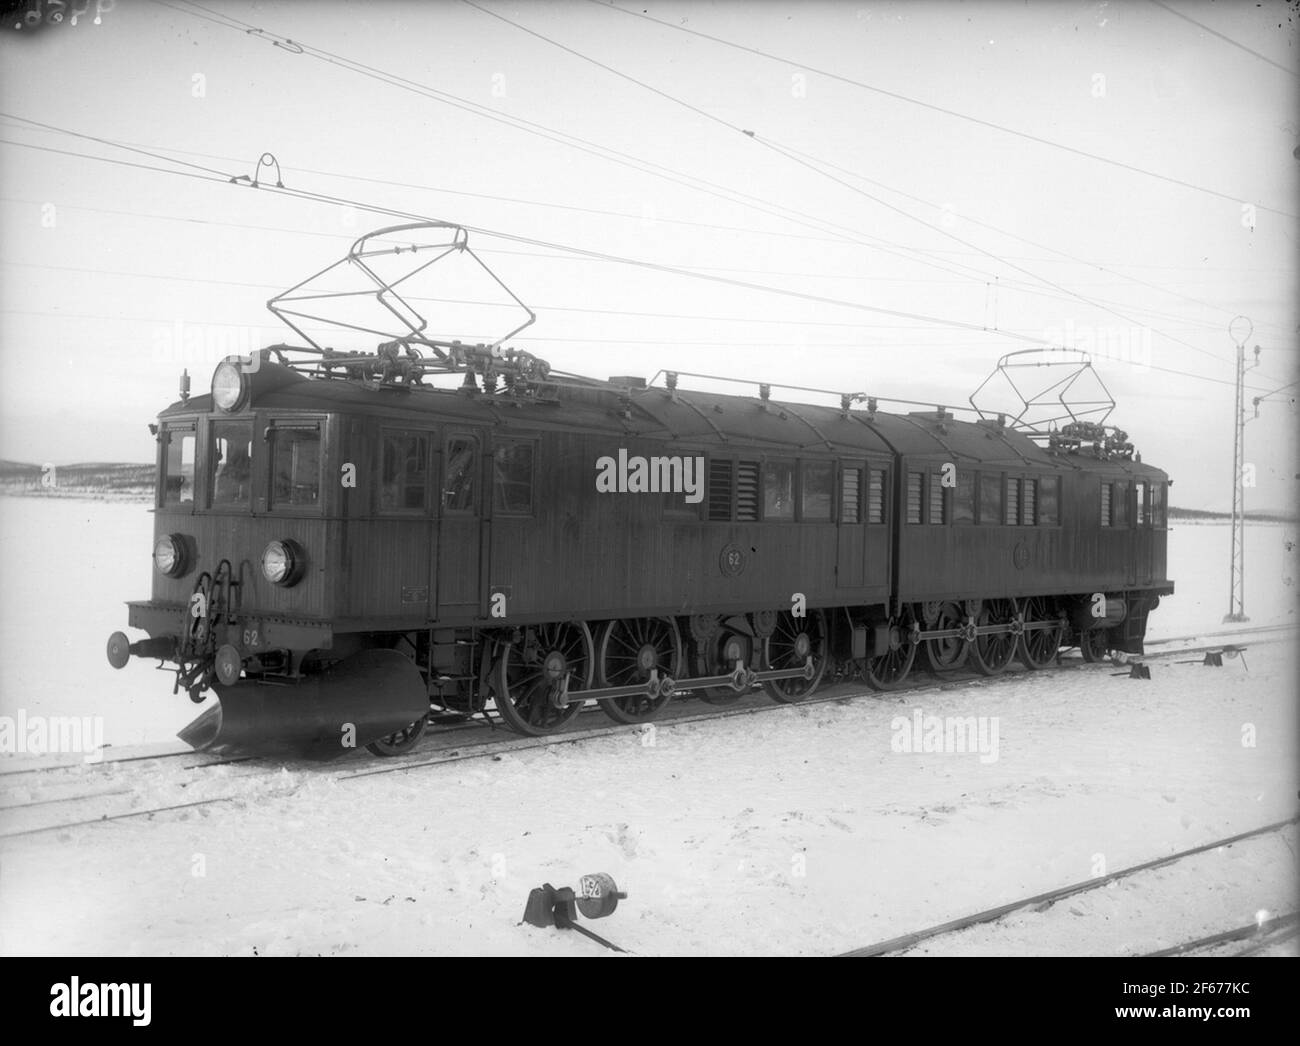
top-left (212, 358), bottom-right (250, 412)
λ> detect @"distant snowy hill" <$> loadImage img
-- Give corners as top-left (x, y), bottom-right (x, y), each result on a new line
top-left (0, 460), bottom-right (154, 501)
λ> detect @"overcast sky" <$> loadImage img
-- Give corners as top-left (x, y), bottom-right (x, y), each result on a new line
top-left (1, 0), bottom-right (1295, 511)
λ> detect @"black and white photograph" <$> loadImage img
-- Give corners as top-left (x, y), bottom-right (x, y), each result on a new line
top-left (0, 0), bottom-right (1296, 986)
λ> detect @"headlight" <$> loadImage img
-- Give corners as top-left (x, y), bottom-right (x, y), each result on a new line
top-left (261, 539), bottom-right (306, 587)
top-left (153, 534), bottom-right (190, 578)
top-left (212, 359), bottom-right (249, 412)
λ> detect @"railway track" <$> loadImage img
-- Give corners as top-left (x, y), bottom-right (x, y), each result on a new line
top-left (1, 624), bottom-right (1291, 839)
top-left (839, 816), bottom-right (1299, 957)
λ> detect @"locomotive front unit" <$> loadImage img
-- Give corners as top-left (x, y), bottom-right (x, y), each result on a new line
top-left (106, 355), bottom-right (430, 758)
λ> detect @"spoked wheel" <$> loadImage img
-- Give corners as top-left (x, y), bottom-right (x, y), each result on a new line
top-left (698, 630), bottom-right (753, 706)
top-left (922, 601), bottom-right (969, 674)
top-left (596, 617), bottom-right (682, 724)
top-left (970, 598), bottom-right (1018, 676)
top-left (365, 714), bottom-right (429, 757)
top-left (866, 619), bottom-right (917, 691)
top-left (1079, 627), bottom-right (1113, 663)
top-left (493, 621), bottom-right (593, 737)
top-left (1017, 596), bottom-right (1062, 670)
top-left (761, 609), bottom-right (827, 703)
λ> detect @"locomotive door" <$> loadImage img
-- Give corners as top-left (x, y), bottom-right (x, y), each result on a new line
top-left (435, 431), bottom-right (484, 618)
top-left (836, 460), bottom-right (867, 588)
top-left (1134, 482), bottom-right (1153, 584)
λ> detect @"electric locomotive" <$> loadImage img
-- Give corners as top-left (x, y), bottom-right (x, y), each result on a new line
top-left (105, 223), bottom-right (1174, 757)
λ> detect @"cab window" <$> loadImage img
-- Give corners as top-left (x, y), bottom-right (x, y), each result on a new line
top-left (493, 441), bottom-right (534, 514)
top-left (161, 425), bottom-right (195, 506)
top-left (271, 424), bottom-right (322, 509)
top-left (444, 436), bottom-right (478, 513)
top-left (381, 431), bottom-right (428, 512)
top-left (211, 420), bottom-right (253, 507)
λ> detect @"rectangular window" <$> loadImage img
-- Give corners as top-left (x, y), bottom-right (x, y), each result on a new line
top-left (443, 436), bottom-right (478, 513)
top-left (736, 460), bottom-right (761, 522)
top-left (1039, 475), bottom-right (1059, 526)
top-left (802, 461), bottom-right (834, 522)
top-left (906, 471), bottom-right (923, 524)
top-left (211, 420), bottom-right (253, 507)
top-left (708, 459), bottom-right (733, 521)
top-left (161, 426), bottom-right (195, 506)
top-left (1114, 481), bottom-right (1130, 526)
top-left (1101, 483), bottom-right (1112, 527)
top-left (1022, 478), bottom-right (1037, 526)
top-left (380, 431), bottom-right (428, 512)
top-left (1005, 477), bottom-right (1020, 526)
top-left (1152, 481), bottom-right (1167, 528)
top-left (493, 441), bottom-right (533, 514)
top-left (868, 468), bottom-right (886, 525)
top-left (980, 472), bottom-right (1002, 525)
top-left (841, 467), bottom-right (862, 524)
top-left (764, 460), bottom-right (795, 521)
top-left (1136, 482), bottom-right (1147, 526)
top-left (271, 424), bottom-right (322, 509)
top-left (953, 470), bottom-right (975, 525)
top-left (928, 472), bottom-right (946, 525)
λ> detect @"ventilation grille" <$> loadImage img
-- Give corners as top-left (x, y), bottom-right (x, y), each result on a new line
top-left (708, 459), bottom-right (733, 521)
top-left (736, 461), bottom-right (760, 522)
top-left (906, 472), bottom-right (923, 524)
top-left (868, 470), bottom-right (885, 524)
top-left (842, 468), bottom-right (861, 524)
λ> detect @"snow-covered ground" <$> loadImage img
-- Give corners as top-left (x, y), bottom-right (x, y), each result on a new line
top-left (0, 496), bottom-right (1296, 955)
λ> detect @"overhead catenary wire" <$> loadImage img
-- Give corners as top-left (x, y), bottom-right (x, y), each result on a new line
top-left (1146, 0), bottom-right (1300, 80)
top-left (0, 131), bottom-right (1058, 347)
top-left (581, 0), bottom-right (1299, 219)
top-left (4, 130), bottom-right (1292, 389)
top-left (136, 1), bottom-right (1291, 360)
top-left (459, 0), bottom-right (1248, 373)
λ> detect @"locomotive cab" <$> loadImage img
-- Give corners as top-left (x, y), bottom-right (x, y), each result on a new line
top-left (107, 353), bottom-right (430, 758)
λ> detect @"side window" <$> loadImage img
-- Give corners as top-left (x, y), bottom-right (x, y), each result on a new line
top-left (906, 471), bottom-right (923, 524)
top-left (1152, 481), bottom-right (1167, 528)
top-left (801, 461), bottom-right (834, 522)
top-left (1005, 476), bottom-right (1020, 526)
top-left (980, 471), bottom-right (1002, 525)
top-left (1114, 481), bottom-right (1130, 526)
top-left (1039, 475), bottom-right (1059, 526)
top-left (763, 460), bottom-right (795, 521)
top-left (271, 424), bottom-right (322, 509)
top-left (953, 470), bottom-right (975, 525)
top-left (211, 420), bottom-right (253, 507)
top-left (380, 431), bottom-right (428, 512)
top-left (868, 468), bottom-right (887, 525)
top-left (1101, 482), bottom-right (1113, 527)
top-left (443, 436), bottom-right (478, 513)
top-left (841, 466), bottom-right (863, 524)
top-left (161, 425), bottom-right (195, 506)
top-left (707, 458), bottom-right (733, 522)
top-left (928, 472), bottom-right (946, 525)
top-left (493, 441), bottom-right (534, 515)
top-left (1136, 482), bottom-right (1147, 526)
top-left (1022, 478), bottom-right (1037, 526)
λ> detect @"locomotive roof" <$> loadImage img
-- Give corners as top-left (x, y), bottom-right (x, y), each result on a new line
top-left (162, 361), bottom-right (1167, 479)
